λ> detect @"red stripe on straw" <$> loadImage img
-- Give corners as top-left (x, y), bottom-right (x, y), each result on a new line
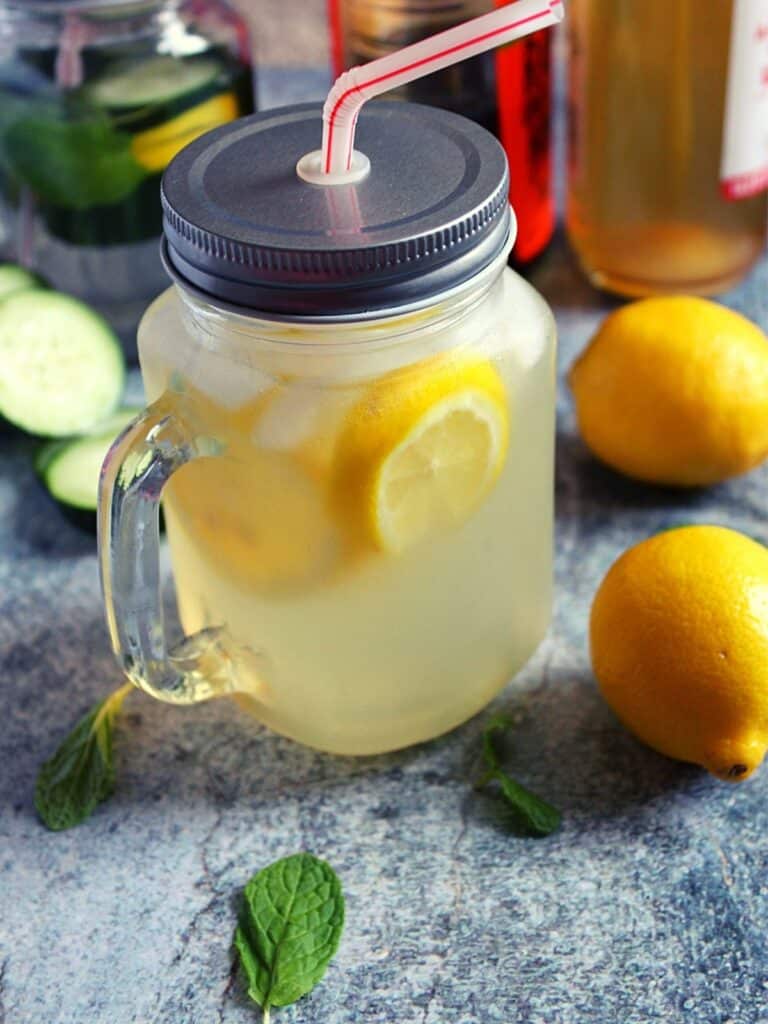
top-left (324, 0), bottom-right (562, 172)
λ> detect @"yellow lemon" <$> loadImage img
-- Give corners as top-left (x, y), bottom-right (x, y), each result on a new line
top-left (131, 93), bottom-right (238, 173)
top-left (590, 525), bottom-right (768, 782)
top-left (333, 354), bottom-right (509, 554)
top-left (569, 296), bottom-right (768, 486)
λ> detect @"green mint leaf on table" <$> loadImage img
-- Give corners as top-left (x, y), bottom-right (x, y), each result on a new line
top-left (35, 682), bottom-right (132, 831)
top-left (234, 852), bottom-right (345, 1023)
top-left (479, 713), bottom-right (561, 837)
top-left (5, 111), bottom-right (146, 209)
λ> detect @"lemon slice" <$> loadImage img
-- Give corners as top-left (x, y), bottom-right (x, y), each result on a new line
top-left (131, 93), bottom-right (239, 173)
top-left (252, 383), bottom-right (356, 478)
top-left (167, 447), bottom-right (339, 591)
top-left (334, 355), bottom-right (509, 554)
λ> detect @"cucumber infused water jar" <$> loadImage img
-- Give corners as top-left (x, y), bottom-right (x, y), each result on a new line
top-left (0, 0), bottom-right (254, 353)
top-left (99, 102), bottom-right (556, 755)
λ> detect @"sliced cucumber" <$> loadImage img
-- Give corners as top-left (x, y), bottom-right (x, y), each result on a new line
top-left (88, 56), bottom-right (221, 109)
top-left (36, 408), bottom-right (141, 527)
top-left (0, 264), bottom-right (40, 300)
top-left (0, 290), bottom-right (125, 437)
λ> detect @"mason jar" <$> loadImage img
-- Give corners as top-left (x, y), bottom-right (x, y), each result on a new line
top-left (99, 102), bottom-right (556, 755)
top-left (0, 0), bottom-right (255, 354)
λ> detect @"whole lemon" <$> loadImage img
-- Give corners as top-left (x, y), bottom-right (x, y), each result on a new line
top-left (569, 296), bottom-right (768, 486)
top-left (590, 525), bottom-right (768, 782)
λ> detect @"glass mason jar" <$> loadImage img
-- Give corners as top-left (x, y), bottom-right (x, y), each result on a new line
top-left (98, 103), bottom-right (556, 756)
top-left (567, 0), bottom-right (768, 297)
top-left (0, 0), bottom-right (255, 354)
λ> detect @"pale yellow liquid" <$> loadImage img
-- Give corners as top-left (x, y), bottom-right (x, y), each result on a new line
top-left (139, 273), bottom-right (554, 754)
top-left (567, 0), bottom-right (767, 297)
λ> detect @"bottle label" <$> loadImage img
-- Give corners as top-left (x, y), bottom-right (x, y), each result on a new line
top-left (720, 0), bottom-right (768, 200)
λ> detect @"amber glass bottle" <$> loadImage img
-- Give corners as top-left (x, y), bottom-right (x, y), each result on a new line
top-left (567, 0), bottom-right (768, 297)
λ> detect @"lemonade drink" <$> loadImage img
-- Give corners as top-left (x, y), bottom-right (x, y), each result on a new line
top-left (138, 263), bottom-right (554, 754)
top-left (100, 102), bottom-right (556, 754)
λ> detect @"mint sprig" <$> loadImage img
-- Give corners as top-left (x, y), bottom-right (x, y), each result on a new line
top-left (6, 111), bottom-right (145, 209)
top-left (234, 852), bottom-right (345, 1023)
top-left (35, 683), bottom-right (132, 831)
top-left (478, 713), bottom-right (561, 837)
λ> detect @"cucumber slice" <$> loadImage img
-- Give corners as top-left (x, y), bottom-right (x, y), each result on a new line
top-left (0, 264), bottom-right (40, 300)
top-left (36, 408), bottom-right (141, 526)
top-left (88, 56), bottom-right (221, 109)
top-left (0, 290), bottom-right (125, 437)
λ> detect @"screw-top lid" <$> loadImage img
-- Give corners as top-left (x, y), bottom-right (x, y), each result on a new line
top-left (161, 102), bottom-right (513, 318)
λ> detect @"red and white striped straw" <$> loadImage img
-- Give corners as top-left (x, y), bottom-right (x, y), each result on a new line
top-left (320, 0), bottom-right (564, 177)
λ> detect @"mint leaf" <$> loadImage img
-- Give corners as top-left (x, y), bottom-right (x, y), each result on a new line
top-left (35, 683), bottom-right (132, 831)
top-left (481, 713), bottom-right (515, 773)
top-left (479, 713), bottom-right (561, 837)
top-left (5, 110), bottom-right (145, 209)
top-left (234, 853), bottom-right (345, 1022)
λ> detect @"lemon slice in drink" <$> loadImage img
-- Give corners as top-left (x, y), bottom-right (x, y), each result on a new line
top-left (167, 447), bottom-right (340, 592)
top-left (334, 355), bottom-right (509, 554)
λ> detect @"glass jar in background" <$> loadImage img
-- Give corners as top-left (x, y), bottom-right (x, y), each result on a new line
top-left (567, 0), bottom-right (768, 298)
top-left (328, 0), bottom-right (555, 268)
top-left (0, 0), bottom-right (256, 355)
top-left (99, 103), bottom-right (556, 755)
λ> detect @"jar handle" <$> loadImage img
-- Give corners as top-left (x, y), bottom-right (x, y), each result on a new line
top-left (98, 401), bottom-right (263, 705)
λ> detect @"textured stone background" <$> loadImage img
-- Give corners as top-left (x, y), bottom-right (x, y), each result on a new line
top-left (2, 67), bottom-right (768, 1024)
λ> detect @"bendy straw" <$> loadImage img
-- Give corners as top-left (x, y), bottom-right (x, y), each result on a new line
top-left (319, 0), bottom-right (564, 178)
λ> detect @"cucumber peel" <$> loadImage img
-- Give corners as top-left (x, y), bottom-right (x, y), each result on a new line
top-left (36, 408), bottom-right (141, 525)
top-left (0, 264), bottom-right (41, 300)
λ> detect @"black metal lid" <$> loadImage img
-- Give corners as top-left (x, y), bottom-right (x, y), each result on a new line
top-left (161, 101), bottom-right (513, 318)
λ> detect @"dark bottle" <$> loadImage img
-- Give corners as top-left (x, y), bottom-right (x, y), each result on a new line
top-left (327, 0), bottom-right (554, 266)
